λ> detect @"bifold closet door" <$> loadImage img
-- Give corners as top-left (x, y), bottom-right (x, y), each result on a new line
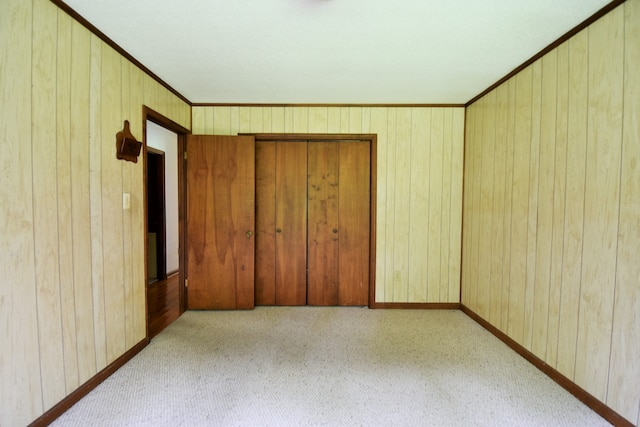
top-left (308, 141), bottom-right (370, 306)
top-left (307, 142), bottom-right (339, 305)
top-left (254, 141), bottom-right (308, 306)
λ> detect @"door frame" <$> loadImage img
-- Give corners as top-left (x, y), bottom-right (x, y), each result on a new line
top-left (143, 106), bottom-right (190, 338)
top-left (249, 133), bottom-right (377, 308)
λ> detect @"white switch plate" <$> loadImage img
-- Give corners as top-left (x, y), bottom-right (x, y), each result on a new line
top-left (123, 193), bottom-right (131, 210)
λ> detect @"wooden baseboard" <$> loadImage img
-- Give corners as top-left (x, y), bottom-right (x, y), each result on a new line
top-left (29, 338), bottom-right (149, 427)
top-left (372, 302), bottom-right (461, 310)
top-left (460, 305), bottom-right (633, 427)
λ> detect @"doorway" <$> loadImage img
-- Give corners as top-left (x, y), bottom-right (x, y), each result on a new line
top-left (146, 146), bottom-right (166, 283)
top-left (143, 107), bottom-right (190, 338)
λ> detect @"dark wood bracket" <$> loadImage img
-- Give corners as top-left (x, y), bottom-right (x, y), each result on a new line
top-left (116, 120), bottom-right (142, 163)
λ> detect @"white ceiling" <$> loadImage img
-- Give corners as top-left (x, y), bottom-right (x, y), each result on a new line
top-left (63, 0), bottom-right (611, 104)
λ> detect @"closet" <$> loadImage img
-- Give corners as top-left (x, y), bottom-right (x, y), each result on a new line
top-left (255, 139), bottom-right (371, 306)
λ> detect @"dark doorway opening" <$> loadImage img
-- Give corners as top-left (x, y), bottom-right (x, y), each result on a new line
top-left (147, 147), bottom-right (166, 284)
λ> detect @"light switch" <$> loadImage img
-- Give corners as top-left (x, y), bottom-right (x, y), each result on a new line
top-left (123, 193), bottom-right (131, 210)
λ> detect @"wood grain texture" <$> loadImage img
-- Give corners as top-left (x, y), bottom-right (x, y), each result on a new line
top-left (0, 0), bottom-right (43, 425)
top-left (478, 94), bottom-right (495, 320)
top-left (545, 41), bottom-right (568, 370)
top-left (428, 109), bottom-right (444, 302)
top-left (449, 109), bottom-right (464, 303)
top-left (204, 106), bottom-right (464, 304)
top-left (523, 60), bottom-right (542, 351)
top-left (2, 0), bottom-right (190, 424)
top-left (338, 141), bottom-right (370, 305)
top-left (275, 142), bottom-right (308, 305)
top-left (531, 51), bottom-right (557, 360)
top-left (606, 0), bottom-right (640, 421)
top-left (56, 9), bottom-right (80, 393)
top-left (32, 0), bottom-right (66, 409)
top-left (186, 135), bottom-right (255, 309)
top-left (507, 65), bottom-right (533, 344)
top-left (255, 142), bottom-right (277, 305)
top-left (369, 108), bottom-right (389, 303)
top-left (307, 142), bottom-right (340, 305)
top-left (69, 18), bottom-right (97, 385)
top-left (559, 32), bottom-right (588, 378)
top-left (393, 109), bottom-right (413, 302)
top-left (489, 84), bottom-right (507, 325)
top-left (462, 3), bottom-right (638, 424)
top-left (574, 7), bottom-right (624, 401)
top-left (101, 44), bottom-right (126, 365)
top-left (408, 108), bottom-right (430, 302)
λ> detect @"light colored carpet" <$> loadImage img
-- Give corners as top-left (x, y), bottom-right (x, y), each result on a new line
top-left (51, 308), bottom-right (609, 426)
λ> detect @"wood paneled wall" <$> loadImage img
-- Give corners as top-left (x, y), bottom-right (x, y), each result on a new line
top-left (192, 106), bottom-right (465, 304)
top-left (0, 0), bottom-right (190, 425)
top-left (461, 2), bottom-right (640, 425)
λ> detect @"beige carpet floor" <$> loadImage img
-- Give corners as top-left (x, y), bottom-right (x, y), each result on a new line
top-left (51, 307), bottom-right (609, 426)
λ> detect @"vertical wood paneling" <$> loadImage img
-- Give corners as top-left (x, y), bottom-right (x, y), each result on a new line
top-left (466, 102), bottom-right (482, 311)
top-left (463, 3), bottom-right (637, 424)
top-left (449, 109), bottom-right (464, 302)
top-left (507, 65), bottom-right (532, 344)
top-left (69, 19), bottom-right (96, 384)
top-left (370, 108), bottom-right (388, 303)
top-left (129, 64), bottom-right (146, 344)
top-left (461, 104), bottom-right (475, 308)
top-left (607, 0), bottom-right (640, 420)
top-left (523, 60), bottom-right (542, 351)
top-left (120, 59), bottom-right (135, 351)
top-left (500, 78), bottom-right (516, 333)
top-left (56, 9), bottom-right (80, 393)
top-left (427, 109), bottom-right (444, 302)
top-left (191, 108), bottom-right (205, 133)
top-left (440, 109), bottom-right (452, 302)
top-left (531, 50), bottom-right (557, 360)
top-left (546, 41), bottom-right (569, 369)
top-left (557, 30), bottom-right (589, 380)
top-left (32, 0), bottom-right (66, 409)
top-left (3, 0), bottom-right (191, 423)
top-left (213, 106), bottom-right (231, 135)
top-left (327, 107), bottom-right (341, 132)
top-left (271, 107), bottom-right (285, 133)
top-left (89, 35), bottom-right (107, 371)
top-left (408, 108), bottom-right (430, 302)
top-left (489, 84), bottom-right (507, 324)
top-left (478, 94), bottom-right (495, 319)
top-left (309, 107), bottom-right (328, 133)
top-left (393, 109), bottom-right (412, 302)
top-left (384, 109), bottom-right (398, 302)
top-left (203, 105), bottom-right (464, 305)
top-left (101, 46), bottom-right (126, 365)
top-left (574, 8), bottom-right (624, 401)
top-left (0, 0), bottom-right (42, 425)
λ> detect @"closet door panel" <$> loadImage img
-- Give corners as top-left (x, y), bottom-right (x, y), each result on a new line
top-left (307, 142), bottom-right (340, 306)
top-left (338, 141), bottom-right (370, 305)
top-left (255, 141), bottom-right (276, 305)
top-left (275, 142), bottom-right (308, 305)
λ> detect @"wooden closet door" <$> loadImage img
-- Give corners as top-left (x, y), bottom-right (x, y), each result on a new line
top-left (255, 141), bottom-right (277, 305)
top-left (338, 141), bottom-right (370, 305)
top-left (307, 142), bottom-right (340, 305)
top-left (275, 142), bottom-right (308, 305)
top-left (186, 135), bottom-right (255, 310)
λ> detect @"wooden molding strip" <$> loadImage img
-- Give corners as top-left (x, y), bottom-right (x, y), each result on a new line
top-left (28, 339), bottom-right (149, 427)
top-left (460, 305), bottom-right (634, 427)
top-left (50, 0), bottom-right (191, 106)
top-left (466, 0), bottom-right (626, 106)
top-left (372, 302), bottom-right (461, 310)
top-left (193, 103), bottom-right (466, 108)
